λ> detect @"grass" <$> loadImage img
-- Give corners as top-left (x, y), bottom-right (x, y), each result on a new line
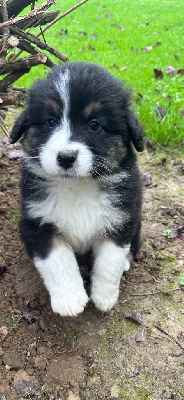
top-left (14, 0), bottom-right (184, 147)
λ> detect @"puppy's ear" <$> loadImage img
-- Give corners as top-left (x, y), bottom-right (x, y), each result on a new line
top-left (126, 109), bottom-right (144, 152)
top-left (10, 109), bottom-right (29, 144)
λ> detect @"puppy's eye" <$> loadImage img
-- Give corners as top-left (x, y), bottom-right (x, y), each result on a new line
top-left (47, 118), bottom-right (57, 128)
top-left (89, 120), bottom-right (100, 132)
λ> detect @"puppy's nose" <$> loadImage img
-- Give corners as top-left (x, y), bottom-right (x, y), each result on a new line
top-left (57, 150), bottom-right (78, 170)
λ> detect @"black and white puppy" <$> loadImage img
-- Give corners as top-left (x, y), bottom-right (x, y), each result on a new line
top-left (10, 61), bottom-right (144, 317)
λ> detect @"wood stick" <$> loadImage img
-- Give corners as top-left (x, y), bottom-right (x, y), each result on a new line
top-left (37, 0), bottom-right (89, 38)
top-left (0, 0), bottom-right (57, 29)
top-left (0, 0), bottom-right (35, 21)
top-left (10, 25), bottom-right (68, 62)
top-left (153, 323), bottom-right (184, 356)
top-left (15, 10), bottom-right (60, 30)
top-left (0, 53), bottom-right (48, 75)
top-left (0, 90), bottom-right (25, 106)
top-left (0, 53), bottom-right (48, 92)
top-left (0, 70), bottom-right (30, 92)
top-left (0, 0), bottom-right (10, 58)
top-left (17, 39), bottom-right (55, 68)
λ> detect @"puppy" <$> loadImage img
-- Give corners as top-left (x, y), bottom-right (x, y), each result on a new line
top-left (10, 62), bottom-right (144, 317)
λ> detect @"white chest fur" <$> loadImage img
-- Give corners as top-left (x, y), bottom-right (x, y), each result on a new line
top-left (27, 179), bottom-right (127, 253)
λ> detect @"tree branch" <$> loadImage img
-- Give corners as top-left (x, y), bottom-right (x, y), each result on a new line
top-left (0, 0), bottom-right (57, 29)
top-left (0, 53), bottom-right (49, 92)
top-left (0, 0), bottom-right (10, 58)
top-left (0, 0), bottom-right (36, 21)
top-left (10, 25), bottom-right (68, 62)
top-left (0, 90), bottom-right (25, 106)
top-left (37, 0), bottom-right (89, 38)
top-left (17, 39), bottom-right (55, 68)
top-left (15, 10), bottom-right (60, 30)
top-left (0, 53), bottom-right (48, 75)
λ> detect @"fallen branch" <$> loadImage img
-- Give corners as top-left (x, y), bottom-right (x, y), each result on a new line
top-left (0, 0), bottom-right (36, 21)
top-left (15, 9), bottom-right (60, 29)
top-left (0, 115), bottom-right (10, 135)
top-left (10, 0), bottom-right (89, 62)
top-left (0, 0), bottom-right (10, 58)
top-left (17, 39), bottom-right (55, 68)
top-left (37, 0), bottom-right (89, 38)
top-left (0, 0), bottom-right (57, 29)
top-left (0, 70), bottom-right (29, 92)
top-left (0, 53), bottom-right (48, 75)
top-left (10, 25), bottom-right (68, 62)
top-left (0, 90), bottom-right (25, 106)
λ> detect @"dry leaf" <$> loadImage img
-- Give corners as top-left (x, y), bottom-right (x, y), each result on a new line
top-left (156, 106), bottom-right (167, 119)
top-left (154, 69), bottom-right (163, 78)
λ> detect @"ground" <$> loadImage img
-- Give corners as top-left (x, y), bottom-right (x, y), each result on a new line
top-left (0, 126), bottom-right (184, 400)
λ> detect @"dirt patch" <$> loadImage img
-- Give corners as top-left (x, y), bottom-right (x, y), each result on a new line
top-left (0, 132), bottom-right (184, 400)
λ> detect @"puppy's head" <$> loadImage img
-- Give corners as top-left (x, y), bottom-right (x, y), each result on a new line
top-left (10, 62), bottom-right (144, 179)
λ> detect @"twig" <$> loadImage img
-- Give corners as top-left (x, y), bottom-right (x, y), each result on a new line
top-left (0, 315), bottom-right (23, 342)
top-left (18, 39), bottom-right (55, 68)
top-left (11, 0), bottom-right (88, 62)
top-left (153, 323), bottom-right (184, 357)
top-left (10, 25), bottom-right (68, 62)
top-left (0, 115), bottom-right (10, 135)
top-left (0, 0), bottom-right (57, 29)
top-left (0, 53), bottom-right (48, 74)
top-left (129, 288), bottom-right (180, 297)
top-left (8, 10), bottom-right (60, 62)
top-left (31, 2), bottom-right (36, 11)
top-left (0, 0), bottom-right (10, 58)
top-left (0, 0), bottom-right (37, 21)
top-left (37, 0), bottom-right (89, 38)
top-left (121, 288), bottom-right (181, 304)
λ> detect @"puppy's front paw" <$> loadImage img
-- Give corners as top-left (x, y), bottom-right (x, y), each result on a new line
top-left (51, 288), bottom-right (89, 317)
top-left (90, 279), bottom-right (119, 312)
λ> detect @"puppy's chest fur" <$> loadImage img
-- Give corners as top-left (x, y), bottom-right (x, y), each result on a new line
top-left (27, 179), bottom-right (127, 254)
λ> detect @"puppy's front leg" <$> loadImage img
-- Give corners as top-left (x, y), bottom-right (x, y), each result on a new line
top-left (34, 240), bottom-right (89, 317)
top-left (91, 240), bottom-right (130, 312)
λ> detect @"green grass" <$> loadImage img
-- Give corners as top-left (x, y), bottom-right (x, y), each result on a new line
top-left (14, 0), bottom-right (184, 146)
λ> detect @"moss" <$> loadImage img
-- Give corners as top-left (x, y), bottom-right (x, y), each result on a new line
top-left (145, 252), bottom-right (176, 275)
top-left (107, 316), bottom-right (137, 340)
top-left (120, 378), bottom-right (152, 400)
top-left (64, 330), bottom-right (78, 346)
top-left (156, 252), bottom-right (176, 270)
top-left (6, 208), bottom-right (20, 226)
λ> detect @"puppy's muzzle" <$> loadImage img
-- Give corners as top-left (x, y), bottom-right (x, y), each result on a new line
top-left (57, 150), bottom-right (78, 170)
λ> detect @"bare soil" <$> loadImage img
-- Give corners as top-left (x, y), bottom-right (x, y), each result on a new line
top-left (0, 129), bottom-right (184, 400)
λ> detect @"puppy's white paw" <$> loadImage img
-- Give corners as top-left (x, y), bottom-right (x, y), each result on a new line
top-left (51, 288), bottom-right (89, 317)
top-left (90, 280), bottom-right (119, 312)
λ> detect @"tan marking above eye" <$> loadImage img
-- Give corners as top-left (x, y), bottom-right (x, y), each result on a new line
top-left (45, 100), bottom-right (61, 116)
top-left (83, 102), bottom-right (102, 118)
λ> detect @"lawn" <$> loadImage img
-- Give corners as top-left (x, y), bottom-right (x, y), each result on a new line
top-left (16, 0), bottom-right (184, 147)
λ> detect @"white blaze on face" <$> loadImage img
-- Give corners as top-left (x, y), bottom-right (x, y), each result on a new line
top-left (39, 69), bottom-right (93, 178)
